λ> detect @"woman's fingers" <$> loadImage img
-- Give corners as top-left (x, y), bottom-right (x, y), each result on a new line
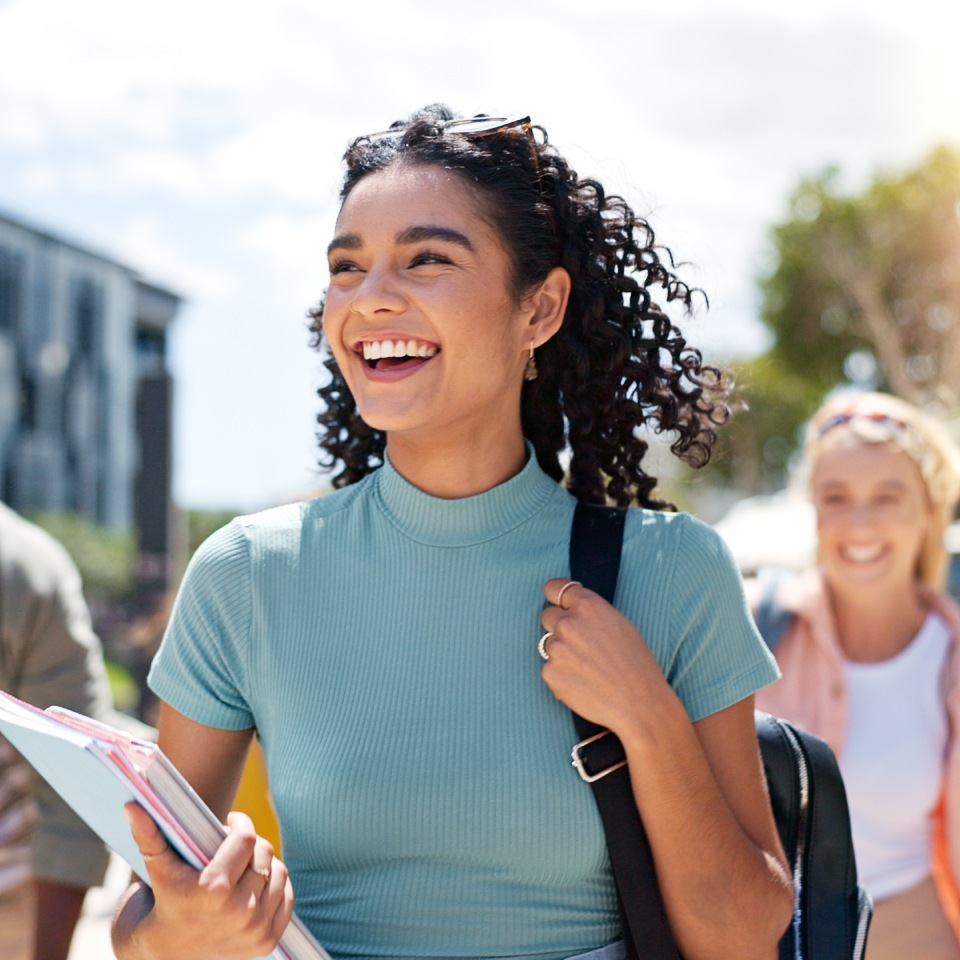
top-left (544, 577), bottom-right (584, 609)
top-left (124, 801), bottom-right (183, 883)
top-left (539, 575), bottom-right (668, 732)
top-left (125, 800), bottom-right (165, 855)
top-left (216, 811), bottom-right (261, 886)
top-left (262, 855), bottom-right (295, 937)
top-left (218, 814), bottom-right (292, 927)
top-left (122, 801), bottom-right (291, 957)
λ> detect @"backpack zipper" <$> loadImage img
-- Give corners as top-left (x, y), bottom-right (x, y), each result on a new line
top-left (779, 719), bottom-right (810, 960)
top-left (851, 887), bottom-right (872, 960)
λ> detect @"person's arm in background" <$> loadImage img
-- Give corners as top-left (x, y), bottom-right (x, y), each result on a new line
top-left (33, 883), bottom-right (89, 960)
top-left (3, 514), bottom-right (114, 960)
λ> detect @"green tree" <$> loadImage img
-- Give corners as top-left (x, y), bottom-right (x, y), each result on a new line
top-left (28, 511), bottom-right (136, 600)
top-left (715, 358), bottom-right (822, 493)
top-left (721, 145), bottom-right (960, 492)
top-left (185, 508), bottom-right (240, 558)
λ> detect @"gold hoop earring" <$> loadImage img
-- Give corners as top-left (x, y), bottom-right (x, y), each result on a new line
top-left (523, 341), bottom-right (538, 381)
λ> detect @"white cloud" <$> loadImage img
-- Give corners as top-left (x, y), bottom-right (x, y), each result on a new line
top-left (1, 0), bottom-right (958, 508)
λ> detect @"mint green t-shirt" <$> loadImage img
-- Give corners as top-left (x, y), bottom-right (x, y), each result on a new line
top-left (149, 453), bottom-right (777, 960)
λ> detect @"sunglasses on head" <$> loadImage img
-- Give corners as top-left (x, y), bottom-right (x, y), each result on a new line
top-left (817, 411), bottom-right (909, 437)
top-left (359, 115), bottom-right (533, 143)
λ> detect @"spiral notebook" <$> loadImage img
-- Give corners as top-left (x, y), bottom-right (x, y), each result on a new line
top-left (0, 690), bottom-right (330, 960)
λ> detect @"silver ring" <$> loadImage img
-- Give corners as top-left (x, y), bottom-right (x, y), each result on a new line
top-left (538, 631), bottom-right (554, 661)
top-left (557, 580), bottom-right (581, 608)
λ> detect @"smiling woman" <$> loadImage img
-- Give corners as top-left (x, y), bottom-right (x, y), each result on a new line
top-left (307, 108), bottom-right (728, 502)
top-left (112, 104), bottom-right (795, 960)
top-left (752, 390), bottom-right (960, 960)
top-left (315, 162), bottom-right (574, 493)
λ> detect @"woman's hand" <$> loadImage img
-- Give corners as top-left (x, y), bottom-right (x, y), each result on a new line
top-left (539, 577), bottom-right (792, 960)
top-left (114, 803), bottom-right (293, 960)
top-left (538, 577), bottom-right (671, 740)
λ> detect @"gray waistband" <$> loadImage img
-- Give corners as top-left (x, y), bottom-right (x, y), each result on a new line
top-left (566, 942), bottom-right (626, 960)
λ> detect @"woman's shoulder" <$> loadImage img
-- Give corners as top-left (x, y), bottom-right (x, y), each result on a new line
top-left (243, 478), bottom-right (370, 528)
top-left (191, 479), bottom-right (373, 565)
top-left (617, 507), bottom-right (747, 605)
top-left (623, 506), bottom-right (732, 560)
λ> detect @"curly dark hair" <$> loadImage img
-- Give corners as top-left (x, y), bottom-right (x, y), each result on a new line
top-left (307, 104), bottom-right (728, 508)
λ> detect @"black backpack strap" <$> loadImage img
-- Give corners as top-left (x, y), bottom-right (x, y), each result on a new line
top-left (569, 503), bottom-right (681, 960)
top-left (753, 567), bottom-right (797, 652)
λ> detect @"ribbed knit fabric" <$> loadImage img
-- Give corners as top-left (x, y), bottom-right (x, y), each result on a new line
top-left (149, 453), bottom-right (777, 960)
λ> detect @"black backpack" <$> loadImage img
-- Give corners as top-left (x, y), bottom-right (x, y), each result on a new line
top-left (567, 503), bottom-right (873, 960)
top-left (753, 566), bottom-right (801, 652)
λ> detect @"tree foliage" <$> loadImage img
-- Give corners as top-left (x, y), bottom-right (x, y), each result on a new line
top-left (763, 145), bottom-right (960, 405)
top-left (28, 511), bottom-right (136, 600)
top-left (719, 145), bottom-right (960, 492)
top-left (185, 508), bottom-right (240, 559)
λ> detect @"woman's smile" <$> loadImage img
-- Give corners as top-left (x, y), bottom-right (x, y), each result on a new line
top-left (839, 542), bottom-right (886, 565)
top-left (354, 336), bottom-right (440, 382)
top-left (322, 164), bottom-right (534, 445)
top-left (359, 339), bottom-right (439, 363)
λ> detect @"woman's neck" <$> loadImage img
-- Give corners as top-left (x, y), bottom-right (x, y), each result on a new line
top-left (385, 432), bottom-right (529, 499)
top-left (827, 579), bottom-right (929, 663)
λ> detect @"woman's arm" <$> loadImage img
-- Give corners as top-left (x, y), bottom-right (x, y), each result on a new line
top-left (540, 579), bottom-right (793, 960)
top-left (112, 704), bottom-right (293, 960)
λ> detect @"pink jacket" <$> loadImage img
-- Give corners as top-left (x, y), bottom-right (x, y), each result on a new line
top-left (750, 569), bottom-right (960, 932)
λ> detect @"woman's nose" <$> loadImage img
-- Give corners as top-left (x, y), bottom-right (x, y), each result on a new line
top-left (846, 502), bottom-right (874, 526)
top-left (349, 266), bottom-right (405, 316)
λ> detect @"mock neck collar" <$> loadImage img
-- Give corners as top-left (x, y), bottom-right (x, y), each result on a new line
top-left (372, 445), bottom-right (561, 547)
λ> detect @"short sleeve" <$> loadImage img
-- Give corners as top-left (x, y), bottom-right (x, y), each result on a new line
top-left (148, 521), bottom-right (256, 730)
top-left (628, 513), bottom-right (780, 722)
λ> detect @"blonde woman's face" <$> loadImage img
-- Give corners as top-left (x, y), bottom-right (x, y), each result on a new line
top-left (811, 432), bottom-right (932, 594)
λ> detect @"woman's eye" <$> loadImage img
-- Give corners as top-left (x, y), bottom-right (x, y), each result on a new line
top-left (329, 258), bottom-right (360, 275)
top-left (410, 250), bottom-right (451, 268)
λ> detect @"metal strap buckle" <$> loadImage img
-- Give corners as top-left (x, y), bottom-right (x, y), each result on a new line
top-left (571, 729), bottom-right (628, 783)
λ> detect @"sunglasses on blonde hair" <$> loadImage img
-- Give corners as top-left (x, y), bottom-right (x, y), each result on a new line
top-left (816, 410), bottom-right (909, 437)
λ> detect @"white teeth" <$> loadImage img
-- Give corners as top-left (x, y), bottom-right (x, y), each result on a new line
top-left (844, 544), bottom-right (883, 563)
top-left (360, 339), bottom-right (437, 360)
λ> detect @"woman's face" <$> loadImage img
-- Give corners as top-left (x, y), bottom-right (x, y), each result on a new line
top-left (811, 431), bottom-right (932, 594)
top-left (322, 163), bottom-right (540, 450)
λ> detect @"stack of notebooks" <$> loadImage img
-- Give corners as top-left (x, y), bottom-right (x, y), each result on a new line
top-left (0, 690), bottom-right (329, 960)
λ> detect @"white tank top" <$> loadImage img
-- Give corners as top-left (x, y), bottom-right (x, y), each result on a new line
top-left (841, 613), bottom-right (951, 899)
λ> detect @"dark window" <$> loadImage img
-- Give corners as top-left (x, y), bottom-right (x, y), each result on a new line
top-left (136, 329), bottom-right (166, 374)
top-left (0, 246), bottom-right (24, 333)
top-left (74, 275), bottom-right (101, 357)
top-left (19, 372), bottom-right (36, 429)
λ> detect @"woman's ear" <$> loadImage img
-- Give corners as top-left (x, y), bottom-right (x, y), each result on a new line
top-left (526, 267), bottom-right (571, 347)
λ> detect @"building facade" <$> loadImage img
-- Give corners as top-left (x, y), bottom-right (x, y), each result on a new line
top-left (0, 210), bottom-right (182, 596)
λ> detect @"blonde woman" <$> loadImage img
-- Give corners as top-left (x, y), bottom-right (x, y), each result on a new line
top-left (752, 391), bottom-right (960, 960)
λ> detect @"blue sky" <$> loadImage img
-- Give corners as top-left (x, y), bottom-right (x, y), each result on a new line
top-left (1, 0), bottom-right (957, 510)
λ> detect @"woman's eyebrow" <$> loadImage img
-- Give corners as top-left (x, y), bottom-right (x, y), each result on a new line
top-left (327, 233), bottom-right (361, 256)
top-left (396, 225), bottom-right (474, 251)
top-left (327, 225), bottom-right (475, 257)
